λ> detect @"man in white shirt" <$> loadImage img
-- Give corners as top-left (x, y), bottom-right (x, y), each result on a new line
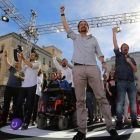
top-left (52, 49), bottom-right (72, 84)
top-left (15, 51), bottom-right (40, 130)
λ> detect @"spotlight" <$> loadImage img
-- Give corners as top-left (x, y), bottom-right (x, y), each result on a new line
top-left (1, 16), bottom-right (9, 22)
top-left (116, 27), bottom-right (121, 33)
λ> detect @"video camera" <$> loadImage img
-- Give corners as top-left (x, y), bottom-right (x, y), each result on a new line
top-left (14, 45), bottom-right (23, 62)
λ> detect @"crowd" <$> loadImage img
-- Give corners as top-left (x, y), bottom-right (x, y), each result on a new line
top-left (0, 5), bottom-right (140, 140)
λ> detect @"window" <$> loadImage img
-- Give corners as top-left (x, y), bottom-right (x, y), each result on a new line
top-left (48, 73), bottom-right (51, 80)
top-left (49, 61), bottom-right (51, 67)
top-left (0, 44), bottom-right (4, 54)
top-left (43, 58), bottom-right (45, 65)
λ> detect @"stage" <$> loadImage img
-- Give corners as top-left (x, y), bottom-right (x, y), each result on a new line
top-left (1, 120), bottom-right (140, 140)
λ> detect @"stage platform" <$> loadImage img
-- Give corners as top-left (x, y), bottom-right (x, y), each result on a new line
top-left (0, 121), bottom-right (140, 140)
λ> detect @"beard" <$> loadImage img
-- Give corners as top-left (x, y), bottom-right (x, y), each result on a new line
top-left (57, 77), bottom-right (62, 80)
top-left (80, 27), bottom-right (87, 33)
top-left (62, 63), bottom-right (66, 67)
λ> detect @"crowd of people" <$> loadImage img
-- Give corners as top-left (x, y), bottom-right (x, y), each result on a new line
top-left (0, 5), bottom-right (140, 140)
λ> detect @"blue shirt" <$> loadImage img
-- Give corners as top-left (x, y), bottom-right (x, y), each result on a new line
top-left (6, 66), bottom-right (23, 88)
top-left (53, 80), bottom-right (72, 91)
top-left (114, 49), bottom-right (136, 82)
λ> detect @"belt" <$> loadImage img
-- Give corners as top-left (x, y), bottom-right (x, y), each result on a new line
top-left (74, 63), bottom-right (85, 66)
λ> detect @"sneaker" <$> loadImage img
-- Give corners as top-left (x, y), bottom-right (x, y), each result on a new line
top-left (31, 121), bottom-right (36, 126)
top-left (87, 120), bottom-right (94, 125)
top-left (132, 120), bottom-right (140, 128)
top-left (116, 121), bottom-right (123, 130)
top-left (21, 123), bottom-right (28, 130)
top-left (124, 118), bottom-right (131, 124)
top-left (73, 131), bottom-right (86, 140)
top-left (94, 118), bottom-right (99, 122)
top-left (109, 129), bottom-right (119, 140)
top-left (100, 118), bottom-right (104, 122)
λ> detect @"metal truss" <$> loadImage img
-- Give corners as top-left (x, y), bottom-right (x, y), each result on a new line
top-left (36, 11), bottom-right (140, 34)
top-left (1, 0), bottom-right (140, 37)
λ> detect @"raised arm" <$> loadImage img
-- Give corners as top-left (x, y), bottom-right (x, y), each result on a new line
top-left (60, 6), bottom-right (70, 31)
top-left (112, 27), bottom-right (119, 49)
top-left (4, 51), bottom-right (11, 69)
top-left (20, 52), bottom-right (33, 68)
top-left (52, 49), bottom-right (61, 70)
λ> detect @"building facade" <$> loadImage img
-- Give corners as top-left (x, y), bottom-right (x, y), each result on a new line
top-left (0, 32), bottom-right (72, 101)
top-left (106, 51), bottom-right (140, 92)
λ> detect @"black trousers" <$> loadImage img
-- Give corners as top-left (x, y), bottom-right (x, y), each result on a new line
top-left (32, 94), bottom-right (40, 122)
top-left (2, 86), bottom-right (20, 122)
top-left (15, 85), bottom-right (36, 125)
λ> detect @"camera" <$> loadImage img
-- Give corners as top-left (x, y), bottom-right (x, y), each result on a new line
top-left (31, 47), bottom-right (36, 53)
top-left (14, 45), bottom-right (23, 62)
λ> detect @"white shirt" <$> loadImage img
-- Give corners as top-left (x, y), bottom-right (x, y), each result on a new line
top-left (52, 57), bottom-right (72, 84)
top-left (35, 74), bottom-right (43, 96)
top-left (22, 61), bottom-right (40, 87)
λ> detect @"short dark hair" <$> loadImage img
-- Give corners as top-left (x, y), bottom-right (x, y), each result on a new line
top-left (43, 73), bottom-right (47, 78)
top-left (62, 58), bottom-right (68, 61)
top-left (77, 21), bottom-right (89, 29)
top-left (121, 43), bottom-right (129, 50)
top-left (32, 52), bottom-right (39, 60)
top-left (51, 72), bottom-right (56, 76)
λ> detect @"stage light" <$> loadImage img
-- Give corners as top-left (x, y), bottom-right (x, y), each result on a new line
top-left (116, 27), bottom-right (121, 33)
top-left (56, 29), bottom-right (59, 33)
top-left (1, 16), bottom-right (9, 22)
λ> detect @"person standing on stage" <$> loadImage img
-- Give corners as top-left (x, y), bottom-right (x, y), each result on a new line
top-left (0, 51), bottom-right (24, 126)
top-left (15, 51), bottom-right (40, 130)
top-left (52, 48), bottom-right (72, 84)
top-left (112, 27), bottom-right (140, 130)
top-left (60, 6), bottom-right (119, 140)
top-left (32, 68), bottom-right (43, 125)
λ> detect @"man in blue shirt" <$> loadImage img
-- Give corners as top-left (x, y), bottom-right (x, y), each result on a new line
top-left (0, 51), bottom-right (23, 126)
top-left (40, 70), bottom-right (71, 113)
top-left (112, 27), bottom-right (140, 130)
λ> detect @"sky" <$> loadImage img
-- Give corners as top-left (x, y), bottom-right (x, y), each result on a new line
top-left (0, 0), bottom-right (140, 72)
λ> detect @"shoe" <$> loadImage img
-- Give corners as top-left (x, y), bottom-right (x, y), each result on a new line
top-left (87, 120), bottom-right (94, 125)
top-left (0, 120), bottom-right (6, 126)
top-left (116, 121), bottom-right (122, 130)
top-left (94, 118), bottom-right (99, 122)
top-left (73, 131), bottom-right (86, 140)
top-left (132, 120), bottom-right (140, 128)
top-left (31, 121), bottom-right (36, 126)
top-left (21, 123), bottom-right (28, 130)
top-left (100, 118), bottom-right (104, 122)
top-left (109, 129), bottom-right (119, 140)
top-left (124, 118), bottom-right (131, 124)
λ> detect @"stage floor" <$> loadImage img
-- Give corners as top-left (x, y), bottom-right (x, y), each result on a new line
top-left (0, 121), bottom-right (140, 140)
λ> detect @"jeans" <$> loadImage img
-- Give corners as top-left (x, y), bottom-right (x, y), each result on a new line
top-left (86, 92), bottom-right (94, 121)
top-left (2, 86), bottom-right (20, 122)
top-left (117, 81), bottom-right (136, 121)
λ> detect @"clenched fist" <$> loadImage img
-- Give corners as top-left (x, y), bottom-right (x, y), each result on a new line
top-left (112, 27), bottom-right (117, 33)
top-left (60, 6), bottom-right (65, 14)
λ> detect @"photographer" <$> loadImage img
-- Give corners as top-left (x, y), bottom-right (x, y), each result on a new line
top-left (15, 51), bottom-right (40, 130)
top-left (0, 51), bottom-right (24, 126)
